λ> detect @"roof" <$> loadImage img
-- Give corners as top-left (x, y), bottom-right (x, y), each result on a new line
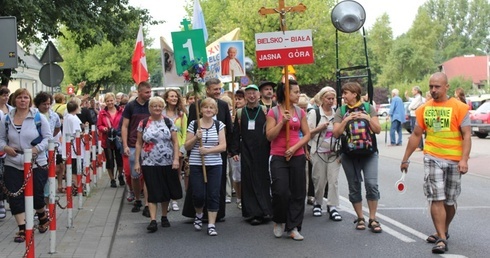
top-left (439, 55), bottom-right (487, 84)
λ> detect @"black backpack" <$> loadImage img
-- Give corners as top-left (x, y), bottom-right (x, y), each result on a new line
top-left (141, 117), bottom-right (173, 132)
top-left (339, 103), bottom-right (377, 156)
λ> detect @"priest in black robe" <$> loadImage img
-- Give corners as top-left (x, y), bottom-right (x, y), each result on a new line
top-left (230, 84), bottom-right (272, 225)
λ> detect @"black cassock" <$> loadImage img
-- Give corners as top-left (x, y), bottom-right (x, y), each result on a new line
top-left (231, 105), bottom-right (272, 219)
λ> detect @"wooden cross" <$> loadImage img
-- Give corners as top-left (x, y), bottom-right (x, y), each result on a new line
top-left (258, 0), bottom-right (307, 33)
top-left (258, 0), bottom-right (307, 154)
top-left (180, 19), bottom-right (191, 31)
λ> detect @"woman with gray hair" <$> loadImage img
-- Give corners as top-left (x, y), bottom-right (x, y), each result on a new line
top-left (408, 86), bottom-right (424, 150)
top-left (308, 87), bottom-right (342, 221)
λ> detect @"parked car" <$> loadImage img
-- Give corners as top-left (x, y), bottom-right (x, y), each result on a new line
top-left (470, 101), bottom-right (490, 138)
top-left (377, 104), bottom-right (390, 117)
top-left (403, 102), bottom-right (412, 133)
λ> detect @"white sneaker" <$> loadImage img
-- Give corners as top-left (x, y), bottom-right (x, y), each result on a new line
top-left (273, 223), bottom-right (284, 238)
top-left (0, 201), bottom-right (6, 219)
top-left (288, 227), bottom-right (304, 241)
top-left (172, 201), bottom-right (179, 211)
top-left (225, 197), bottom-right (232, 203)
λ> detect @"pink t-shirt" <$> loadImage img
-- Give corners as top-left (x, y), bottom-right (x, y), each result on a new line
top-left (267, 107), bottom-right (306, 156)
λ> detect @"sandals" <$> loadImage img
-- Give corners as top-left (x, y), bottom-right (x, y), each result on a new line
top-left (426, 232), bottom-right (450, 243)
top-left (14, 230), bottom-right (26, 243)
top-left (38, 212), bottom-right (50, 233)
top-left (312, 205), bottom-right (322, 217)
top-left (328, 207), bottom-right (342, 221)
top-left (207, 226), bottom-right (218, 236)
top-left (354, 218), bottom-right (366, 230)
top-left (432, 239), bottom-right (448, 254)
top-left (368, 219), bottom-right (382, 233)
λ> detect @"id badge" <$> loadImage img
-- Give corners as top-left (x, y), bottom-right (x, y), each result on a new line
top-left (433, 121), bottom-right (441, 132)
top-left (248, 120), bottom-right (255, 130)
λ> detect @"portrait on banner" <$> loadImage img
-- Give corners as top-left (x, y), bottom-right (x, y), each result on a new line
top-left (220, 41), bottom-right (245, 77)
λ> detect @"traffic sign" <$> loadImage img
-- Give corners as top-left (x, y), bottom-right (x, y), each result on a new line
top-left (67, 86), bottom-right (74, 94)
top-left (282, 65), bottom-right (296, 74)
top-left (255, 30), bottom-right (314, 68)
top-left (39, 63), bottom-right (64, 87)
top-left (171, 29), bottom-right (207, 75)
top-left (0, 16), bottom-right (18, 69)
top-left (40, 41), bottom-right (64, 64)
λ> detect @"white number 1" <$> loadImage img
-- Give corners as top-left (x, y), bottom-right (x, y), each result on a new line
top-left (182, 39), bottom-right (194, 60)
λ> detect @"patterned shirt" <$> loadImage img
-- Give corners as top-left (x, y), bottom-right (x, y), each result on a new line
top-left (137, 118), bottom-right (177, 166)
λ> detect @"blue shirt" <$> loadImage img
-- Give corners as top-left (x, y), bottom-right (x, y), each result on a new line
top-left (389, 96), bottom-right (406, 123)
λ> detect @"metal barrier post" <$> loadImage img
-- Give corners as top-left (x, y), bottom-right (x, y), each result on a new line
top-left (65, 135), bottom-right (73, 228)
top-left (76, 130), bottom-right (83, 209)
top-left (48, 140), bottom-right (57, 254)
top-left (91, 125), bottom-right (97, 187)
top-left (85, 125), bottom-right (92, 194)
top-left (24, 149), bottom-right (34, 258)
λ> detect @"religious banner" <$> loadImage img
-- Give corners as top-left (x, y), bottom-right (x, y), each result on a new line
top-left (205, 28), bottom-right (240, 82)
top-left (160, 37), bottom-right (184, 87)
top-left (255, 29), bottom-right (314, 68)
top-left (219, 41), bottom-right (245, 77)
top-left (171, 21), bottom-right (207, 75)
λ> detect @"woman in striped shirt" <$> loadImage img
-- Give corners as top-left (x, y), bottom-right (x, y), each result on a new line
top-left (185, 97), bottom-right (226, 236)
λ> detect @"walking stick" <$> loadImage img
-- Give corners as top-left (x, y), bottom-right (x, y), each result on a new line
top-left (193, 86), bottom-right (207, 183)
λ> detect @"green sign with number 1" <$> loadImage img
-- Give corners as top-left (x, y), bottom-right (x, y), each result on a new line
top-left (171, 29), bottom-right (207, 75)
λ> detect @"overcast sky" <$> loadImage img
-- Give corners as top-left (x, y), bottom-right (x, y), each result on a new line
top-left (129, 0), bottom-right (428, 48)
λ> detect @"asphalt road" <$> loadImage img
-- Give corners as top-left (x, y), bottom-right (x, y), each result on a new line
top-left (110, 133), bottom-right (489, 258)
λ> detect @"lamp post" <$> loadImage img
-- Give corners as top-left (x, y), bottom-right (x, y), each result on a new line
top-left (477, 47), bottom-right (489, 93)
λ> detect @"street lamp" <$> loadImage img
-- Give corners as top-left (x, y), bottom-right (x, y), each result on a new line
top-left (477, 47), bottom-right (489, 93)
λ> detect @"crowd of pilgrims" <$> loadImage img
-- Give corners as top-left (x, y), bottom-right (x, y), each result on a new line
top-left (0, 78), bottom-right (383, 242)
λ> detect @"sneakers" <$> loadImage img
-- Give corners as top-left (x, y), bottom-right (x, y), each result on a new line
top-left (147, 220), bottom-right (157, 233)
top-left (142, 206), bottom-right (150, 217)
top-left (273, 223), bottom-right (284, 238)
top-left (110, 179), bottom-right (117, 188)
top-left (312, 204), bottom-right (322, 217)
top-left (288, 227), bottom-right (304, 241)
top-left (161, 216), bottom-right (170, 227)
top-left (118, 175), bottom-right (125, 186)
top-left (171, 201), bottom-right (179, 211)
top-left (237, 201), bottom-right (242, 210)
top-left (225, 197), bottom-right (232, 203)
top-left (207, 226), bottom-right (218, 236)
top-left (0, 201), bottom-right (6, 219)
top-left (194, 216), bottom-right (203, 231)
top-left (131, 200), bottom-right (142, 212)
top-left (126, 191), bottom-right (135, 202)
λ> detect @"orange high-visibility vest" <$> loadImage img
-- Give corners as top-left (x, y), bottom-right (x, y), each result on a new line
top-left (416, 98), bottom-right (469, 161)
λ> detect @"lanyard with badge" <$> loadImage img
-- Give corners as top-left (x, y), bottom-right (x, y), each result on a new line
top-left (244, 107), bottom-right (260, 130)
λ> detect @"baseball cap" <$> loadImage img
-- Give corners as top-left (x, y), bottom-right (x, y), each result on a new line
top-left (244, 84), bottom-right (259, 91)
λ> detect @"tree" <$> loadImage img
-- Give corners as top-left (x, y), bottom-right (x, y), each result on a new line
top-left (196, 0), bottom-right (368, 85)
top-left (0, 0), bottom-right (157, 87)
top-left (367, 13), bottom-right (394, 86)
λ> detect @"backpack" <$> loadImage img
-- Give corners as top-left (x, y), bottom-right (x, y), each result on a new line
top-left (235, 105), bottom-right (267, 131)
top-left (140, 116), bottom-right (173, 132)
top-left (5, 111), bottom-right (43, 146)
top-left (339, 103), bottom-right (377, 156)
top-left (271, 105), bottom-right (303, 122)
top-left (307, 105), bottom-right (321, 127)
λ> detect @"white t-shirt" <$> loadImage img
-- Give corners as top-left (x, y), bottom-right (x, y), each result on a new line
top-left (61, 113), bottom-right (83, 159)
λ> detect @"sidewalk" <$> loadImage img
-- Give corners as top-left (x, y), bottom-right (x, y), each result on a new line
top-left (0, 173), bottom-right (124, 258)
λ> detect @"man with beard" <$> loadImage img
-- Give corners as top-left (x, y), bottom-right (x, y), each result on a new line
top-left (258, 81), bottom-right (277, 112)
top-left (182, 78), bottom-right (233, 222)
top-left (231, 84), bottom-right (272, 225)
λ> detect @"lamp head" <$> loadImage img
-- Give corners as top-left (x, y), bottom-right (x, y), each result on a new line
top-left (331, 0), bottom-right (366, 33)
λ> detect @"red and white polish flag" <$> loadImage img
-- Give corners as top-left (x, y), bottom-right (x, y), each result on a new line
top-left (132, 25), bottom-right (149, 84)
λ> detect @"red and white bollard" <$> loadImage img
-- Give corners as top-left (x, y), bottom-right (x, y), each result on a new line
top-left (98, 140), bottom-right (104, 179)
top-left (84, 125), bottom-right (91, 194)
top-left (48, 140), bottom-right (57, 254)
top-left (24, 148), bottom-right (35, 258)
top-left (65, 135), bottom-right (73, 228)
top-left (91, 125), bottom-right (97, 186)
top-left (76, 130), bottom-right (83, 209)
